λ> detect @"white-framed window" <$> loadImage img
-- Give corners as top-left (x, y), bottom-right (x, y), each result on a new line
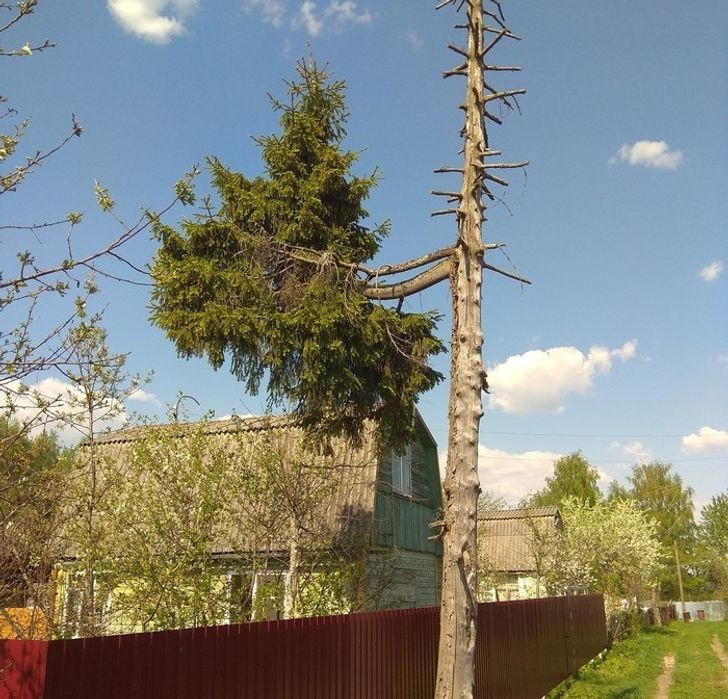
top-left (391, 445), bottom-right (412, 496)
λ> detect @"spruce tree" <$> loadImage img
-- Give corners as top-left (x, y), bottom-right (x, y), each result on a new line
top-left (150, 61), bottom-right (444, 447)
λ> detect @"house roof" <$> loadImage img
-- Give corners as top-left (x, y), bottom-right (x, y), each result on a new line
top-left (478, 507), bottom-right (561, 573)
top-left (70, 413), bottom-right (433, 560)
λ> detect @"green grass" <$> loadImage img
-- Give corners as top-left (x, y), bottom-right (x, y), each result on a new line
top-left (548, 621), bottom-right (728, 699)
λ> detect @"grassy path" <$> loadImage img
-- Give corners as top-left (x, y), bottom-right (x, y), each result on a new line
top-left (548, 620), bottom-right (728, 698)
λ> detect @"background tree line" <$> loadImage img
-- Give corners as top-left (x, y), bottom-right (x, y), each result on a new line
top-left (513, 451), bottom-right (728, 610)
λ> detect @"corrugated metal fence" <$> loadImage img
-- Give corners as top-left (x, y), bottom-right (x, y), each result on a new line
top-left (1, 595), bottom-right (606, 699)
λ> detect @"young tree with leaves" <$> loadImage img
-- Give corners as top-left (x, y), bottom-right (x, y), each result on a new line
top-left (526, 452), bottom-right (602, 508)
top-left (151, 2), bottom-right (526, 695)
top-left (1, 0), bottom-right (195, 454)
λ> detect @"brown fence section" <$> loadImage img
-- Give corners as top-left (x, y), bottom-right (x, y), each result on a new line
top-left (1, 595), bottom-right (606, 699)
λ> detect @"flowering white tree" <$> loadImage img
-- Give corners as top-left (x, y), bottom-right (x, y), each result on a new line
top-left (545, 498), bottom-right (663, 616)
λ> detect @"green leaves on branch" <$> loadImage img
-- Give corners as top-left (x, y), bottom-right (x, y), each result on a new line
top-left (151, 60), bottom-right (444, 446)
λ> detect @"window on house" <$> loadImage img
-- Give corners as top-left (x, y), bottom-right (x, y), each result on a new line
top-left (391, 445), bottom-right (412, 496)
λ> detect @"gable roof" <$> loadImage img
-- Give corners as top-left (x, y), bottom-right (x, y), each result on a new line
top-left (73, 412), bottom-right (437, 560)
top-left (478, 507), bottom-right (562, 573)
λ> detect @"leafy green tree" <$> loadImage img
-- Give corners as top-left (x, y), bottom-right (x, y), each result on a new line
top-left (527, 452), bottom-right (602, 508)
top-left (150, 60), bottom-right (444, 448)
top-left (697, 493), bottom-right (728, 601)
top-left (610, 461), bottom-right (696, 600)
top-left (627, 462), bottom-right (695, 551)
top-left (701, 493), bottom-right (728, 553)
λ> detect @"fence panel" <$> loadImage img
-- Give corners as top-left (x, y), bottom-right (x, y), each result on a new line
top-left (1, 595), bottom-right (606, 699)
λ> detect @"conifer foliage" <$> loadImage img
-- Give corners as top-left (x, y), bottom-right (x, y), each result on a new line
top-left (150, 61), bottom-right (444, 445)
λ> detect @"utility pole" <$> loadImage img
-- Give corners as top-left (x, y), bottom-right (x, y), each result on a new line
top-left (674, 541), bottom-right (686, 621)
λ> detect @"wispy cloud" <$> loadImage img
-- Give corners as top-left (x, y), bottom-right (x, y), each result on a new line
top-left (609, 440), bottom-right (651, 464)
top-left (107, 0), bottom-right (199, 43)
top-left (405, 28), bottom-right (423, 50)
top-left (487, 340), bottom-right (637, 415)
top-left (294, 1), bottom-right (372, 37)
top-left (243, 0), bottom-right (286, 28)
top-left (698, 260), bottom-right (724, 282)
top-left (681, 426), bottom-right (728, 456)
top-left (609, 140), bottom-right (683, 170)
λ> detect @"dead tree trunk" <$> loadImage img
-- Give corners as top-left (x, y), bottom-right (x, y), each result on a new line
top-left (434, 2), bottom-right (525, 696)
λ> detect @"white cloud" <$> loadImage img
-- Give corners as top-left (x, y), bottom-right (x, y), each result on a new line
top-left (128, 388), bottom-right (162, 407)
top-left (681, 426), bottom-right (728, 456)
top-left (609, 440), bottom-right (651, 464)
top-left (107, 0), bottom-right (199, 44)
top-left (3, 378), bottom-right (129, 445)
top-left (294, 1), bottom-right (372, 37)
top-left (698, 260), bottom-right (724, 282)
top-left (488, 340), bottom-right (638, 415)
top-left (441, 446), bottom-right (561, 506)
top-left (610, 140), bottom-right (683, 170)
top-left (243, 0), bottom-right (286, 27)
top-left (718, 354), bottom-right (728, 364)
top-left (405, 28), bottom-right (423, 50)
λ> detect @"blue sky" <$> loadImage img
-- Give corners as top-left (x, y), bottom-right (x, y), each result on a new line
top-left (4, 1), bottom-right (726, 509)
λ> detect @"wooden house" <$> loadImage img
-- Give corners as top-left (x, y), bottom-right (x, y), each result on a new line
top-left (56, 412), bottom-right (443, 634)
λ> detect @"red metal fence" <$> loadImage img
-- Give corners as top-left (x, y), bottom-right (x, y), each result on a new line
top-left (1, 595), bottom-right (607, 699)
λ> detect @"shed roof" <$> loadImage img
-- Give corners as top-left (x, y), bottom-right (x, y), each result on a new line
top-left (478, 507), bottom-right (561, 573)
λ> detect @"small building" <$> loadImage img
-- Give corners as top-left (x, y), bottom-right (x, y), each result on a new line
top-left (477, 506), bottom-right (562, 602)
top-left (56, 412), bottom-right (443, 635)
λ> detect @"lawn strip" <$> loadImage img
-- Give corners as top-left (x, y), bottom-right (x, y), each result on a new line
top-left (668, 621), bottom-right (727, 699)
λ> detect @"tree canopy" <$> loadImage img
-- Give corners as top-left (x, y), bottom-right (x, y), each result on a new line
top-left (150, 61), bottom-right (444, 446)
top-left (527, 451), bottom-right (602, 508)
top-left (702, 493), bottom-right (728, 554)
top-left (627, 461), bottom-right (695, 551)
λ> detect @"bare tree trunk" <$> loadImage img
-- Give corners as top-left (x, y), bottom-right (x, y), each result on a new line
top-left (283, 520), bottom-right (300, 619)
top-left (435, 2), bottom-right (487, 697)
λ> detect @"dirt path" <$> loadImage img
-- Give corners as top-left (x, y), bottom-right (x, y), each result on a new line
top-left (654, 653), bottom-right (675, 699)
top-left (711, 635), bottom-right (728, 686)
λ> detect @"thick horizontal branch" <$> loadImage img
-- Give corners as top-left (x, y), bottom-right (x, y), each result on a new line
top-left (365, 246), bottom-right (455, 278)
top-left (363, 259), bottom-right (452, 300)
top-left (433, 166), bottom-right (465, 174)
top-left (281, 242), bottom-right (455, 279)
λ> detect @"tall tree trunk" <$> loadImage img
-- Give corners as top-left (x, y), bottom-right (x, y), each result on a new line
top-left (435, 2), bottom-right (487, 697)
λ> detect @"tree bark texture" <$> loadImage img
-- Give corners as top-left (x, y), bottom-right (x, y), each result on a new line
top-left (435, 2), bottom-right (487, 697)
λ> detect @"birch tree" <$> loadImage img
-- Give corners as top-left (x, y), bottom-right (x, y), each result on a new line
top-left (151, 2), bottom-right (526, 695)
